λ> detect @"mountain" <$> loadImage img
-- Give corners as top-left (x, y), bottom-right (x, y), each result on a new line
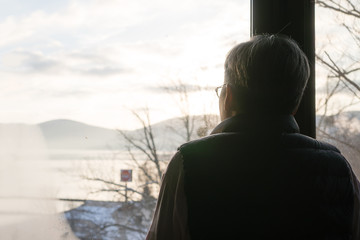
top-left (38, 119), bottom-right (121, 150)
top-left (127, 114), bottom-right (220, 151)
top-left (3, 111), bottom-right (359, 151)
top-left (36, 115), bottom-right (219, 151)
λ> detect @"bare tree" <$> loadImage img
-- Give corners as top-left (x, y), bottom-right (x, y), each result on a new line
top-left (80, 83), bottom-right (220, 206)
top-left (162, 79), bottom-right (198, 142)
top-left (70, 108), bottom-right (165, 240)
top-left (316, 0), bottom-right (360, 176)
top-left (71, 79), bottom-right (220, 239)
top-left (196, 112), bottom-right (219, 137)
top-left (118, 108), bottom-right (167, 197)
top-left (316, 0), bottom-right (360, 117)
top-left (317, 0), bottom-right (360, 18)
top-left (162, 79), bottom-right (220, 141)
top-left (79, 108), bottom-right (165, 200)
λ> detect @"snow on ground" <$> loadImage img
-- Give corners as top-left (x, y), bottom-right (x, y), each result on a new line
top-left (65, 200), bottom-right (156, 240)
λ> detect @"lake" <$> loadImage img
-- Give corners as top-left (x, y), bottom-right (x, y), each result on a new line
top-left (0, 148), bottom-right (173, 226)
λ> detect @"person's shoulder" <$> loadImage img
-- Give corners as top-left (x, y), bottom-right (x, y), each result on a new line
top-left (178, 132), bottom-right (239, 153)
top-left (282, 132), bottom-right (340, 153)
top-left (283, 133), bottom-right (352, 175)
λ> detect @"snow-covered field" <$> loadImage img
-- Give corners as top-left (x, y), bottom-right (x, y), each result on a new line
top-left (65, 200), bottom-right (155, 240)
top-left (0, 199), bottom-right (155, 240)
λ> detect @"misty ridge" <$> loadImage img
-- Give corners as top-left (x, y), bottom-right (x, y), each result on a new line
top-left (1, 115), bottom-right (220, 153)
top-left (2, 111), bottom-right (360, 155)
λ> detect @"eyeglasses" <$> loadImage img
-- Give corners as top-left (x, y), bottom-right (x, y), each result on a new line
top-left (215, 84), bottom-right (226, 98)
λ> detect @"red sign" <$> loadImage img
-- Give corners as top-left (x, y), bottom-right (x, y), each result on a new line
top-left (121, 169), bottom-right (132, 182)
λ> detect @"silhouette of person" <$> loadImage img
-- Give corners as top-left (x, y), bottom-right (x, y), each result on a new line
top-left (146, 34), bottom-right (360, 240)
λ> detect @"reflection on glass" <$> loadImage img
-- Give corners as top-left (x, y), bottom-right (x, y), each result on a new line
top-left (0, 0), bottom-right (250, 239)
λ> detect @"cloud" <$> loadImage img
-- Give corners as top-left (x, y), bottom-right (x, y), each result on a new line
top-left (25, 52), bottom-right (61, 72)
top-left (2, 49), bottom-right (130, 77)
top-left (0, 0), bottom-right (251, 128)
top-left (74, 66), bottom-right (129, 76)
top-left (1, 50), bottom-right (60, 72)
top-left (0, 1), bottom-right (150, 56)
top-left (0, 0), bottom-right (249, 78)
top-left (35, 88), bottom-right (92, 98)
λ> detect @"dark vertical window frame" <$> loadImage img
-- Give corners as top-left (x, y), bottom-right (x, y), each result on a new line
top-left (250, 0), bottom-right (316, 138)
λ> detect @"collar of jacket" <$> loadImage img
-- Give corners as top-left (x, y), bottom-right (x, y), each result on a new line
top-left (210, 114), bottom-right (300, 135)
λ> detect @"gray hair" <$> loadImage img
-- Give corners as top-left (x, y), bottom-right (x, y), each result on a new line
top-left (224, 34), bottom-right (310, 114)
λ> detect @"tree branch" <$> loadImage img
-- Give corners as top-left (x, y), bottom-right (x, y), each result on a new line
top-left (317, 0), bottom-right (360, 18)
top-left (85, 177), bottom-right (143, 196)
top-left (316, 53), bottom-right (360, 93)
top-left (317, 128), bottom-right (360, 155)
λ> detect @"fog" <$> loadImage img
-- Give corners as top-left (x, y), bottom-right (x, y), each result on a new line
top-left (0, 124), bottom-right (77, 239)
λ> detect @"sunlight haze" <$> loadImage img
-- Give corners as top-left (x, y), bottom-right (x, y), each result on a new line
top-left (0, 0), bottom-right (249, 130)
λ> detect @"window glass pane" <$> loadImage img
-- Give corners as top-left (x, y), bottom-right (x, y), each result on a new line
top-left (0, 0), bottom-right (250, 238)
top-left (315, 1), bottom-right (360, 176)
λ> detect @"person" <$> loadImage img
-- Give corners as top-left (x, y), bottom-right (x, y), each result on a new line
top-left (145, 34), bottom-right (360, 239)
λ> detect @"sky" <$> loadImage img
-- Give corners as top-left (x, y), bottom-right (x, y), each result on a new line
top-left (0, 0), bottom-right (358, 129)
top-left (0, 0), bottom-right (250, 129)
top-left (1, 1), bottom-right (359, 228)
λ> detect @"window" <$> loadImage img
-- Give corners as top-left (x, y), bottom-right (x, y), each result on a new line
top-left (0, 1), bottom-right (250, 239)
top-left (315, 0), bottom-right (360, 177)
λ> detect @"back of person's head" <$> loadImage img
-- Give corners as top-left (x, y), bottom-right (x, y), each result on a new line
top-left (224, 34), bottom-right (310, 115)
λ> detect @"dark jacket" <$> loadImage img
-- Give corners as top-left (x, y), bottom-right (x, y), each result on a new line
top-left (179, 114), bottom-right (358, 239)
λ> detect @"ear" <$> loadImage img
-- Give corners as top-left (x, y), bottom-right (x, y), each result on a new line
top-left (224, 85), bottom-right (236, 112)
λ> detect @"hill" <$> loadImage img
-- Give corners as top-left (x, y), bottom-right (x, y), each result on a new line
top-left (38, 119), bottom-right (120, 150)
top-left (2, 112), bottom-right (360, 152)
top-left (10, 115), bottom-right (219, 151)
